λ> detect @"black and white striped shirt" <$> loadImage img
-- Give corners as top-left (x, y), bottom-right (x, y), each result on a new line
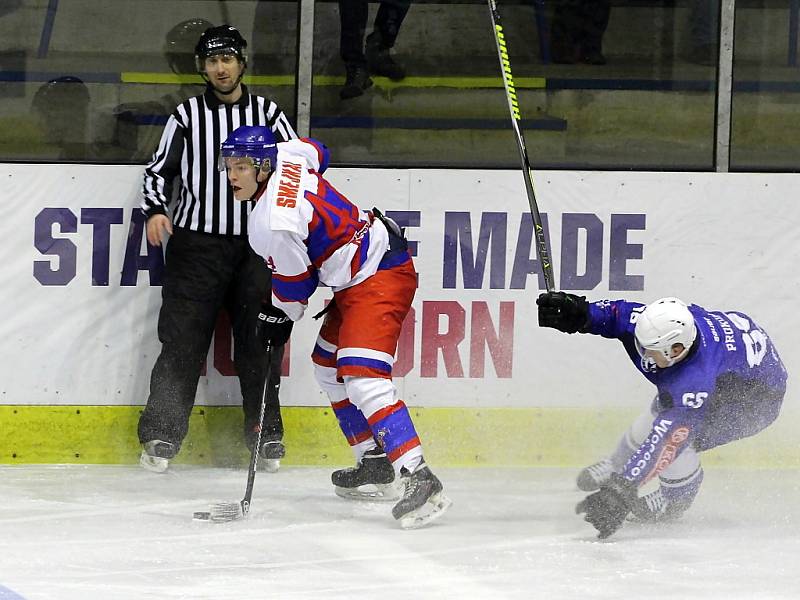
top-left (141, 85), bottom-right (297, 236)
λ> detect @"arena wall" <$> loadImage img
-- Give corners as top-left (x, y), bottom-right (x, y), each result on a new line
top-left (2, 165), bottom-right (797, 467)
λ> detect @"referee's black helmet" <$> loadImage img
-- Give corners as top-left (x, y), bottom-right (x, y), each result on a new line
top-left (194, 24), bottom-right (248, 72)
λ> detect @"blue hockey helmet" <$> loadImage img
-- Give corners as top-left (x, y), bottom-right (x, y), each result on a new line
top-left (219, 125), bottom-right (278, 172)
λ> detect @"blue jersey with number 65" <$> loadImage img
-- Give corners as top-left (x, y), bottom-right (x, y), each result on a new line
top-left (585, 300), bottom-right (787, 486)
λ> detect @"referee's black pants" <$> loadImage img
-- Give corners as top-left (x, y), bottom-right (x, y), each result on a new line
top-left (138, 227), bottom-right (284, 451)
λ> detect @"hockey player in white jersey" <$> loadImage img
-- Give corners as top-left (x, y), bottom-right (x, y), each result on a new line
top-left (219, 125), bottom-right (451, 529)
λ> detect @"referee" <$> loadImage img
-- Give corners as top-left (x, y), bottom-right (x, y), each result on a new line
top-left (138, 24), bottom-right (297, 473)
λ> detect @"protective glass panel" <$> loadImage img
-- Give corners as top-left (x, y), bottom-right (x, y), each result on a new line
top-left (0, 1), bottom-right (298, 163)
top-left (310, 0), bottom-right (720, 168)
top-left (730, 0), bottom-right (800, 170)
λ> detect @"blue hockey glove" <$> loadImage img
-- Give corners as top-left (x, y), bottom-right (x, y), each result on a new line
top-left (536, 291), bottom-right (589, 334)
top-left (256, 304), bottom-right (293, 348)
top-left (576, 473), bottom-right (637, 539)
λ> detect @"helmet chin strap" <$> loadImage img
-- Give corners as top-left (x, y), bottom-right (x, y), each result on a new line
top-left (250, 176), bottom-right (271, 202)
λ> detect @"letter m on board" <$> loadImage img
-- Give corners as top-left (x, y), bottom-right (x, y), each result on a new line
top-left (443, 212), bottom-right (507, 289)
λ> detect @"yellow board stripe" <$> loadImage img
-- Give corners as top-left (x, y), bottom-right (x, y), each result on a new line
top-left (1, 406), bottom-right (796, 468)
top-left (121, 72), bottom-right (546, 90)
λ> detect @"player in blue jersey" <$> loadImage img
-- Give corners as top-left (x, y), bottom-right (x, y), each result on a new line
top-left (218, 125), bottom-right (451, 529)
top-left (537, 292), bottom-right (788, 539)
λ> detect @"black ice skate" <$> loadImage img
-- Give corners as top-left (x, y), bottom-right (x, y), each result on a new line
top-left (392, 463), bottom-right (452, 529)
top-left (576, 458), bottom-right (614, 491)
top-left (139, 440), bottom-right (177, 473)
top-left (331, 447), bottom-right (399, 501)
top-left (258, 436), bottom-right (286, 474)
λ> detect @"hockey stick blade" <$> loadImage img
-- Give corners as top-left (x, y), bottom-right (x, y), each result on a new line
top-left (208, 500), bottom-right (249, 523)
top-left (196, 346), bottom-right (274, 524)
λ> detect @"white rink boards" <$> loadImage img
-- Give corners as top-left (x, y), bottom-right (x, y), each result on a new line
top-left (2, 166), bottom-right (797, 411)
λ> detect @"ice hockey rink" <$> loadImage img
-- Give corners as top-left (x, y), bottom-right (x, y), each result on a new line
top-left (1, 465), bottom-right (798, 600)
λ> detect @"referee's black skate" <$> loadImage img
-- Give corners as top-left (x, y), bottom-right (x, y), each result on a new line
top-left (392, 463), bottom-right (452, 529)
top-left (139, 440), bottom-right (177, 473)
top-left (332, 447), bottom-right (399, 501)
top-left (258, 436), bottom-right (286, 473)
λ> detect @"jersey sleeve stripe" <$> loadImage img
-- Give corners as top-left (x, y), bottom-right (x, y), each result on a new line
top-left (273, 270), bottom-right (319, 302)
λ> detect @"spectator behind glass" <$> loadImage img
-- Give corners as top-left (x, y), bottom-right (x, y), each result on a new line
top-left (31, 76), bottom-right (91, 160)
top-left (338, 0), bottom-right (411, 100)
top-left (549, 0), bottom-right (610, 65)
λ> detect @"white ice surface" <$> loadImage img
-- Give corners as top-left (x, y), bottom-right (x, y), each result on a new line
top-left (1, 465), bottom-right (799, 600)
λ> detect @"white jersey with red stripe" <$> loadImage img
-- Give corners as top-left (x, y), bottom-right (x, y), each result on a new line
top-left (247, 138), bottom-right (390, 321)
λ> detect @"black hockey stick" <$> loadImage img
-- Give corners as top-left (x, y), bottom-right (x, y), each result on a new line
top-left (487, 0), bottom-right (555, 292)
top-left (193, 343), bottom-right (274, 523)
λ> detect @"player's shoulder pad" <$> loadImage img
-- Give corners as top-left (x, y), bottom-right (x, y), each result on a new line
top-left (277, 138), bottom-right (329, 173)
top-left (267, 155), bottom-right (309, 237)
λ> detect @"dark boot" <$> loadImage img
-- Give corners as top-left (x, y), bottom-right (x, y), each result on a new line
top-left (331, 446), bottom-right (398, 500)
top-left (246, 424), bottom-right (285, 473)
top-left (258, 434), bottom-right (285, 473)
top-left (340, 62), bottom-right (373, 100)
top-left (140, 440), bottom-right (178, 473)
top-left (365, 33), bottom-right (405, 80)
top-left (391, 462), bottom-right (452, 528)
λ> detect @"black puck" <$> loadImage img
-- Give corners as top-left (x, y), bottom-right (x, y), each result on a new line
top-left (193, 511), bottom-right (211, 520)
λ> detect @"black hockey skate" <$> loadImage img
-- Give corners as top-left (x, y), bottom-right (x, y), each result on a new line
top-left (332, 447), bottom-right (399, 501)
top-left (576, 458), bottom-right (614, 491)
top-left (258, 436), bottom-right (286, 474)
top-left (392, 463), bottom-right (452, 529)
top-left (139, 440), bottom-right (177, 474)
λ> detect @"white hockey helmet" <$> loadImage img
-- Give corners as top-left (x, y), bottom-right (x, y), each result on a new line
top-left (634, 297), bottom-right (697, 368)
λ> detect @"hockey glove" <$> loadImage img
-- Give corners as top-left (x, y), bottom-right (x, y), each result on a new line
top-left (536, 291), bottom-right (589, 334)
top-left (575, 473), bottom-right (637, 539)
top-left (256, 304), bottom-right (294, 348)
